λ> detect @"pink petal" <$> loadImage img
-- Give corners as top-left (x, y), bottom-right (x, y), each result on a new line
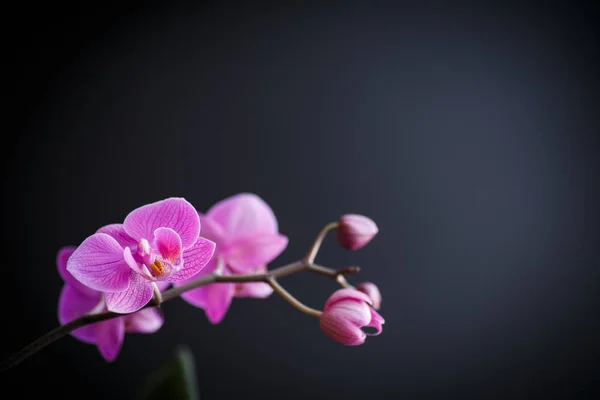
top-left (320, 311), bottom-right (367, 346)
top-left (226, 233), bottom-right (288, 272)
top-left (199, 214), bottom-right (226, 245)
top-left (234, 265), bottom-right (273, 298)
top-left (356, 282), bottom-right (382, 310)
top-left (188, 282), bottom-right (235, 324)
top-left (179, 259), bottom-right (234, 324)
top-left (155, 281), bottom-right (170, 291)
top-left (123, 246), bottom-right (151, 278)
top-left (123, 198), bottom-right (200, 250)
top-left (206, 193), bottom-right (279, 239)
top-left (95, 317), bottom-right (125, 362)
top-left (153, 227), bottom-right (183, 262)
top-left (169, 237), bottom-right (216, 282)
top-left (57, 246), bottom-right (98, 297)
top-left (125, 308), bottom-right (164, 333)
top-left (324, 288), bottom-right (373, 311)
top-left (105, 273), bottom-right (154, 313)
top-left (235, 281), bottom-right (273, 298)
top-left (58, 284), bottom-right (102, 344)
top-left (366, 309), bottom-right (385, 336)
top-left (96, 224), bottom-right (138, 249)
top-left (327, 300), bottom-right (372, 327)
top-left (67, 233), bottom-right (132, 293)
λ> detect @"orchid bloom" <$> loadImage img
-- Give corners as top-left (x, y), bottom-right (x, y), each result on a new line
top-left (57, 247), bottom-right (165, 361)
top-left (67, 198), bottom-right (216, 313)
top-left (319, 288), bottom-right (385, 346)
top-left (177, 193), bottom-right (288, 324)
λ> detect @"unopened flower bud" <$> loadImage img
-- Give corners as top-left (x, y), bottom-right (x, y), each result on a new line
top-left (337, 214), bottom-right (378, 250)
top-left (356, 282), bottom-right (382, 310)
top-left (319, 288), bottom-right (385, 346)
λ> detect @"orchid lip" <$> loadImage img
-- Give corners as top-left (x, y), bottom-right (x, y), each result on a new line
top-left (134, 237), bottom-right (181, 281)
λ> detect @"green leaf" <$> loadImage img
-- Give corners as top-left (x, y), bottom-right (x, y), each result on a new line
top-left (136, 345), bottom-right (200, 400)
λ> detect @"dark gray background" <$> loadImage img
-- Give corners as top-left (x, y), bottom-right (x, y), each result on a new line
top-left (2, 1), bottom-right (599, 399)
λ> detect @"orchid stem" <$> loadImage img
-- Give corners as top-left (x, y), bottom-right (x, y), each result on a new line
top-left (267, 278), bottom-right (322, 318)
top-left (2, 223), bottom-right (354, 372)
top-left (311, 264), bottom-right (357, 289)
top-left (1, 260), bottom-right (351, 372)
top-left (303, 222), bottom-right (339, 265)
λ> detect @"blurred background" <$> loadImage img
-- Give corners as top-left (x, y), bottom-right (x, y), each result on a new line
top-left (2, 1), bottom-right (599, 398)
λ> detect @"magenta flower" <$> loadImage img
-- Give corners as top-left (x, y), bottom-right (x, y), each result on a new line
top-left (337, 214), bottom-right (378, 251)
top-left (57, 247), bottom-right (165, 361)
top-left (67, 198), bottom-right (216, 313)
top-left (176, 193), bottom-right (288, 324)
top-left (356, 282), bottom-right (382, 310)
top-left (319, 288), bottom-right (385, 346)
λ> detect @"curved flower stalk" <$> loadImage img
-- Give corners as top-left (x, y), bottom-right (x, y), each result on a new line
top-left (1, 195), bottom-right (384, 371)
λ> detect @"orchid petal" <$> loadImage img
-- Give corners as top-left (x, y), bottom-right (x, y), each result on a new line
top-left (356, 282), bottom-right (382, 310)
top-left (123, 247), bottom-right (151, 278)
top-left (155, 281), bottom-right (170, 291)
top-left (206, 193), bottom-right (279, 239)
top-left (327, 300), bottom-right (372, 326)
top-left (58, 284), bottom-right (101, 344)
top-left (198, 214), bottom-right (226, 244)
top-left (96, 317), bottom-right (125, 362)
top-left (366, 309), bottom-right (385, 336)
top-left (226, 233), bottom-right (288, 272)
top-left (105, 273), bottom-right (153, 314)
top-left (186, 282), bottom-right (235, 324)
top-left (125, 308), bottom-right (164, 333)
top-left (320, 311), bottom-right (367, 346)
top-left (153, 227), bottom-right (182, 262)
top-left (324, 288), bottom-right (373, 310)
top-left (96, 224), bottom-right (137, 249)
top-left (169, 237), bottom-right (216, 282)
top-left (234, 265), bottom-right (273, 298)
top-left (235, 281), bottom-right (273, 298)
top-left (179, 259), bottom-right (234, 324)
top-left (67, 233), bottom-right (132, 293)
top-left (123, 198), bottom-right (200, 250)
top-left (57, 246), bottom-right (97, 297)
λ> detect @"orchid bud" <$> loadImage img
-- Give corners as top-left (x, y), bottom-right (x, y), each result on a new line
top-left (356, 282), bottom-right (382, 310)
top-left (319, 288), bottom-right (385, 346)
top-left (337, 214), bottom-right (378, 250)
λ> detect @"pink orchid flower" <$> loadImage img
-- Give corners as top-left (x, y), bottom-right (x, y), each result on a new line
top-left (57, 247), bottom-right (165, 361)
top-left (319, 288), bottom-right (385, 346)
top-left (67, 198), bottom-right (216, 313)
top-left (176, 193), bottom-right (288, 324)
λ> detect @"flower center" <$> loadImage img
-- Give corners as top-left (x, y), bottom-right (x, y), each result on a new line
top-left (147, 259), bottom-right (165, 278)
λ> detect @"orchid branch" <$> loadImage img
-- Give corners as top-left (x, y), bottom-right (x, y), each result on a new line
top-left (304, 221), bottom-right (339, 264)
top-left (267, 277), bottom-right (322, 317)
top-left (1, 260), bottom-right (352, 372)
top-left (2, 204), bottom-right (381, 372)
